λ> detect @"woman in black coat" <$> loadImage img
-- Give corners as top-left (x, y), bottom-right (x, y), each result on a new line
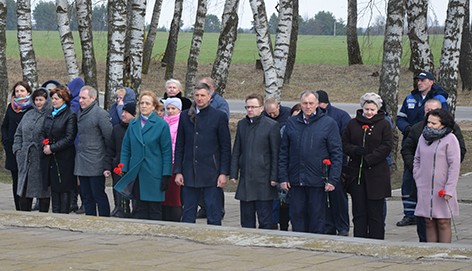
top-left (41, 86), bottom-right (78, 213)
top-left (1, 81), bottom-right (33, 210)
top-left (342, 93), bottom-right (392, 240)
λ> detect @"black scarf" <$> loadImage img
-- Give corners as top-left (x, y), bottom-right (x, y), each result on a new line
top-left (422, 126), bottom-right (452, 145)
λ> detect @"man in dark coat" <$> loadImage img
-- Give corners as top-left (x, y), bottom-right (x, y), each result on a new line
top-left (263, 97), bottom-right (291, 127)
top-left (230, 93), bottom-right (280, 229)
top-left (110, 102), bottom-right (136, 218)
top-left (401, 98), bottom-right (467, 242)
top-left (174, 83), bottom-right (231, 225)
top-left (317, 90), bottom-right (351, 236)
top-left (396, 71), bottom-right (449, 227)
top-left (74, 86), bottom-right (113, 217)
top-left (279, 90), bottom-right (343, 234)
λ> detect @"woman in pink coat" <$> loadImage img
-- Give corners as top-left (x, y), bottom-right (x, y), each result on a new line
top-left (162, 98), bottom-right (182, 222)
top-left (413, 109), bottom-right (460, 243)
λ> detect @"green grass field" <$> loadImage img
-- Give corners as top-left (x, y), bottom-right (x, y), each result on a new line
top-left (5, 31), bottom-right (445, 66)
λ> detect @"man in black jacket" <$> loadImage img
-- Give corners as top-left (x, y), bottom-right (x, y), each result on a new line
top-left (110, 102), bottom-right (136, 218)
top-left (401, 98), bottom-right (467, 242)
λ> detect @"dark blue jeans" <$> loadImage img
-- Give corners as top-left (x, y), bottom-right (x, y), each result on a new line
top-left (401, 169), bottom-right (416, 219)
top-left (240, 200), bottom-right (273, 229)
top-left (288, 186), bottom-right (326, 234)
top-left (325, 186), bottom-right (350, 234)
top-left (182, 186), bottom-right (222, 225)
top-left (79, 176), bottom-right (110, 217)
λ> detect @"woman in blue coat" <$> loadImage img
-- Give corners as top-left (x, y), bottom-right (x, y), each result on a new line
top-left (114, 91), bottom-right (172, 220)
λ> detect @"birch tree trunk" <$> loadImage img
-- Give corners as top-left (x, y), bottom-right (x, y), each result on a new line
top-left (378, 0), bottom-right (406, 171)
top-left (250, 0), bottom-right (278, 99)
top-left (184, 0), bottom-right (207, 96)
top-left (129, 0), bottom-right (147, 93)
top-left (406, 0), bottom-right (434, 76)
top-left (273, 0), bottom-right (292, 93)
top-left (459, 0), bottom-right (472, 91)
top-left (142, 0), bottom-right (163, 74)
top-left (284, 0), bottom-right (298, 84)
top-left (438, 0), bottom-right (466, 115)
top-left (105, 0), bottom-right (128, 109)
top-left (0, 0), bottom-right (8, 122)
top-left (162, 0), bottom-right (183, 80)
top-left (56, 0), bottom-right (80, 81)
top-left (210, 0), bottom-right (240, 95)
top-left (347, 0), bottom-right (363, 65)
top-left (76, 0), bottom-right (97, 88)
top-left (16, 0), bottom-right (38, 88)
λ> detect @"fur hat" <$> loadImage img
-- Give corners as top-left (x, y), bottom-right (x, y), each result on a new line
top-left (360, 92), bottom-right (383, 109)
top-left (164, 97), bottom-right (182, 111)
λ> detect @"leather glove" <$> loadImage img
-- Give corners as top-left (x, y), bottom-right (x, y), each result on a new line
top-left (354, 146), bottom-right (367, 157)
top-left (160, 175), bottom-right (170, 192)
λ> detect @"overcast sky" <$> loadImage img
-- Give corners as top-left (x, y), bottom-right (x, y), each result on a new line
top-left (147, 0), bottom-right (449, 29)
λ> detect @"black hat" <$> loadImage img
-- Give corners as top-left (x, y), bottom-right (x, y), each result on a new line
top-left (316, 90), bottom-right (330, 103)
top-left (123, 102), bottom-right (136, 117)
top-left (415, 71), bottom-right (435, 81)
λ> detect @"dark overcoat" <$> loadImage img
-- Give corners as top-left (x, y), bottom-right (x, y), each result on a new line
top-left (230, 115), bottom-right (279, 201)
top-left (41, 107), bottom-right (78, 192)
top-left (1, 105), bottom-right (31, 171)
top-left (342, 109), bottom-right (393, 199)
top-left (174, 105), bottom-right (231, 188)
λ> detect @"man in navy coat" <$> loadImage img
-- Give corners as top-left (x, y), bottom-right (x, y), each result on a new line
top-left (174, 82), bottom-right (231, 225)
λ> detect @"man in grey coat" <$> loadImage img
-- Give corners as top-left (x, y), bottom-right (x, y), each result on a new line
top-left (74, 85), bottom-right (113, 217)
top-left (230, 93), bottom-right (280, 229)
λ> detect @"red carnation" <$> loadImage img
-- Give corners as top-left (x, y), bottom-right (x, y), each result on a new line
top-left (438, 189), bottom-right (446, 198)
top-left (42, 138), bottom-right (49, 145)
top-left (113, 167), bottom-right (122, 175)
top-left (362, 125), bottom-right (369, 130)
top-left (323, 159), bottom-right (331, 166)
top-left (118, 163), bottom-right (124, 169)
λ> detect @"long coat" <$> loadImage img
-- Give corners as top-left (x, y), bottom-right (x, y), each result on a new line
top-left (13, 104), bottom-right (50, 198)
top-left (174, 105), bottom-right (231, 188)
top-left (74, 101), bottom-right (113, 176)
top-left (2, 105), bottom-right (31, 171)
top-left (230, 115), bottom-right (279, 201)
top-left (414, 132), bottom-right (460, 218)
top-left (342, 109), bottom-right (393, 199)
top-left (114, 113), bottom-right (173, 202)
top-left (41, 107), bottom-right (78, 192)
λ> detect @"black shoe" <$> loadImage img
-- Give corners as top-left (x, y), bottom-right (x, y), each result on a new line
top-left (75, 205), bottom-right (85, 214)
top-left (196, 208), bottom-right (207, 219)
top-left (337, 230), bottom-right (349, 236)
top-left (396, 217), bottom-right (416, 226)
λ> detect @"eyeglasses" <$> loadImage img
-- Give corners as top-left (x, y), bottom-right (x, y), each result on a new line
top-left (245, 105), bottom-right (261, 110)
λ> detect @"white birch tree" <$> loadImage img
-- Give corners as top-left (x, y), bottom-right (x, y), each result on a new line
top-left (250, 0), bottom-right (277, 98)
top-left (56, 0), bottom-right (80, 81)
top-left (142, 0), bottom-right (163, 74)
top-left (105, 0), bottom-right (128, 109)
top-left (16, 0), bottom-right (38, 88)
top-left (407, 0), bottom-right (434, 76)
top-left (273, 0), bottom-right (292, 95)
top-left (210, 0), bottom-right (240, 95)
top-left (438, 0), bottom-right (467, 114)
top-left (184, 0), bottom-right (207, 96)
top-left (0, 0), bottom-right (8, 121)
top-left (129, 0), bottom-right (146, 93)
top-left (76, 0), bottom-right (97, 88)
top-left (378, 0), bottom-right (406, 170)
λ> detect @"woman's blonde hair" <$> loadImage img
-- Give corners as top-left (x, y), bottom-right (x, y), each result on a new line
top-left (137, 90), bottom-right (163, 116)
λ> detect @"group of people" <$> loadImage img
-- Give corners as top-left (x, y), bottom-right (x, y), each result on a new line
top-left (2, 71), bottom-right (465, 243)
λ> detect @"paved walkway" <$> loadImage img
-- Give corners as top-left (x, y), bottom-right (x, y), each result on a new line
top-left (1, 174), bottom-right (472, 270)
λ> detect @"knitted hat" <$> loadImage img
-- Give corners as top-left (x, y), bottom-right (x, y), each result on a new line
top-left (360, 92), bottom-right (383, 109)
top-left (122, 102), bottom-right (136, 116)
top-left (316, 90), bottom-right (329, 103)
top-left (164, 97), bottom-right (182, 111)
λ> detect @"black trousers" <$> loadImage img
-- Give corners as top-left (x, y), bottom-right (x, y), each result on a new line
top-left (51, 191), bottom-right (71, 214)
top-left (11, 170), bottom-right (19, 210)
top-left (131, 178), bottom-right (162, 220)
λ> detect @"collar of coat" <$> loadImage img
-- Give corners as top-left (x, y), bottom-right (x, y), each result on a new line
top-left (295, 107), bottom-right (325, 124)
top-left (129, 112), bottom-right (160, 145)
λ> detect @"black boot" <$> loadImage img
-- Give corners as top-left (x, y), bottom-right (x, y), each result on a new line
top-left (70, 188), bottom-right (79, 212)
top-left (60, 192), bottom-right (71, 214)
top-left (51, 192), bottom-right (61, 213)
